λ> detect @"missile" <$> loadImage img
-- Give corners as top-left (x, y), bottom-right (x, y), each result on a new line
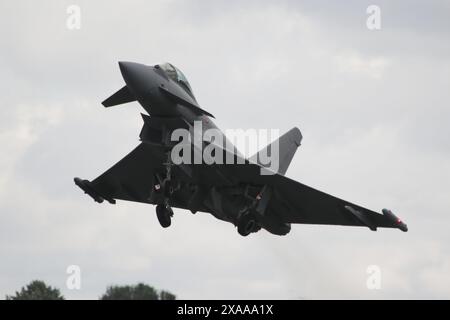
top-left (382, 208), bottom-right (408, 232)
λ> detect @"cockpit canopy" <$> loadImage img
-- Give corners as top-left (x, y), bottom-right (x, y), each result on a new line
top-left (159, 62), bottom-right (193, 94)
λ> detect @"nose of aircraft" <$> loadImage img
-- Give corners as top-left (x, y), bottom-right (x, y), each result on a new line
top-left (119, 61), bottom-right (142, 83)
top-left (118, 61), bottom-right (151, 97)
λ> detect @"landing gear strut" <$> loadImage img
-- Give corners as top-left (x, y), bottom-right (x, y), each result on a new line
top-left (154, 149), bottom-right (178, 228)
top-left (158, 149), bottom-right (181, 198)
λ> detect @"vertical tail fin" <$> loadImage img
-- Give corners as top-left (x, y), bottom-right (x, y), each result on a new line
top-left (249, 127), bottom-right (302, 175)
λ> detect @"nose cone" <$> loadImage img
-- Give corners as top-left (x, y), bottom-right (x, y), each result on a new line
top-left (118, 61), bottom-right (152, 97)
top-left (118, 61), bottom-right (144, 83)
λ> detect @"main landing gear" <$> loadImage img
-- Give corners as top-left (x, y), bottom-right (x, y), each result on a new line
top-left (235, 185), bottom-right (267, 236)
top-left (236, 211), bottom-right (261, 236)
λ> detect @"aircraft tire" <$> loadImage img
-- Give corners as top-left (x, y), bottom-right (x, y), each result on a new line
top-left (156, 204), bottom-right (172, 228)
top-left (237, 213), bottom-right (257, 236)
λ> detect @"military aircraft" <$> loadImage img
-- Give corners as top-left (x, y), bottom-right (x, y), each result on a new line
top-left (74, 61), bottom-right (408, 236)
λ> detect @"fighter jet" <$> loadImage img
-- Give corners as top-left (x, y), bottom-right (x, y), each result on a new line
top-left (74, 61), bottom-right (408, 236)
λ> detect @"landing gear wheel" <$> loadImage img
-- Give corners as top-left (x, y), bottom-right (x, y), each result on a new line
top-left (237, 213), bottom-right (257, 237)
top-left (156, 204), bottom-right (173, 228)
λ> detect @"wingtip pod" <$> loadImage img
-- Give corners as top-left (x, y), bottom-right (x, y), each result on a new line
top-left (74, 177), bottom-right (116, 204)
top-left (382, 208), bottom-right (408, 232)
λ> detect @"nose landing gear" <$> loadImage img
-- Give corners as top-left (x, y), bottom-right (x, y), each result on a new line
top-left (154, 149), bottom-right (179, 229)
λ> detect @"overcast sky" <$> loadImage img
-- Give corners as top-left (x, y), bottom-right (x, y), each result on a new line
top-left (1, 0), bottom-right (449, 299)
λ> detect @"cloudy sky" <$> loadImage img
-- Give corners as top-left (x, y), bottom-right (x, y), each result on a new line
top-left (1, 0), bottom-right (449, 299)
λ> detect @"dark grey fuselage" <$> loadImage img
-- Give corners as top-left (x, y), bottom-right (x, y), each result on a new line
top-left (118, 62), bottom-right (287, 234)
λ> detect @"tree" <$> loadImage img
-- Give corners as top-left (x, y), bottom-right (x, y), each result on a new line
top-left (100, 283), bottom-right (176, 300)
top-left (6, 280), bottom-right (64, 300)
top-left (159, 290), bottom-right (176, 300)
